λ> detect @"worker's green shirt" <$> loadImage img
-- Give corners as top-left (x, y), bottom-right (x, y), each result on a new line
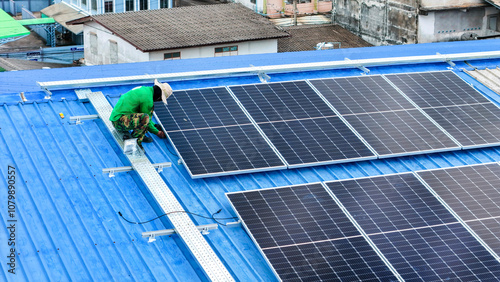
top-left (109, 86), bottom-right (159, 134)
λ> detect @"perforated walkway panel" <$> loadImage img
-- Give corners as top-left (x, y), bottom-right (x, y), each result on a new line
top-left (85, 90), bottom-right (234, 281)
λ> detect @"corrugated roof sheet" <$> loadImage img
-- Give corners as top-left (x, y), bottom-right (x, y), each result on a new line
top-left (70, 4), bottom-right (289, 51)
top-left (2, 39), bottom-right (500, 281)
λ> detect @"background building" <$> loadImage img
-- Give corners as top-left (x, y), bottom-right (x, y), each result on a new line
top-left (69, 4), bottom-right (289, 65)
top-left (332, 0), bottom-right (500, 45)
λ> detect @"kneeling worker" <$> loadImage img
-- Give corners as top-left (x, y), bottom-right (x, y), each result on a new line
top-left (110, 79), bottom-right (172, 149)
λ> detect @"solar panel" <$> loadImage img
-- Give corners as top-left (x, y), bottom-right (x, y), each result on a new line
top-left (168, 125), bottom-right (285, 176)
top-left (310, 75), bottom-right (460, 157)
top-left (344, 110), bottom-right (460, 156)
top-left (385, 71), bottom-right (491, 108)
top-left (226, 184), bottom-right (398, 281)
top-left (417, 163), bottom-right (500, 256)
top-left (229, 81), bottom-right (336, 123)
top-left (154, 87), bottom-right (285, 178)
top-left (309, 75), bottom-right (415, 115)
top-left (229, 81), bottom-right (376, 166)
top-left (154, 87), bottom-right (252, 131)
top-left (324, 174), bottom-right (500, 280)
top-left (258, 117), bottom-right (376, 167)
top-left (423, 104), bottom-right (500, 148)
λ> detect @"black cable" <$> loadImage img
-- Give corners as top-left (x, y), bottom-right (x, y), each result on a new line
top-left (118, 209), bottom-right (238, 226)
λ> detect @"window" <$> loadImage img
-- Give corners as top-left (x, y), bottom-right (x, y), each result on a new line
top-left (91, 0), bottom-right (97, 12)
top-left (160, 0), bottom-right (168, 8)
top-left (82, 0), bottom-right (86, 6)
top-left (488, 15), bottom-right (498, 31)
top-left (104, 0), bottom-right (113, 12)
top-left (125, 0), bottom-right (133, 11)
top-left (214, 46), bottom-right (238, 57)
top-left (90, 33), bottom-right (98, 55)
top-left (164, 52), bottom-right (180, 60)
top-left (139, 0), bottom-right (148, 10)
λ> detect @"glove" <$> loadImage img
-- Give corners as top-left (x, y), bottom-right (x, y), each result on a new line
top-left (154, 124), bottom-right (162, 131)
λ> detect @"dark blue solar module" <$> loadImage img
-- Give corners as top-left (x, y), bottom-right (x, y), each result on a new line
top-left (343, 110), bottom-right (459, 156)
top-left (154, 87), bottom-right (286, 178)
top-left (167, 125), bottom-right (285, 177)
top-left (154, 87), bottom-right (252, 131)
top-left (325, 173), bottom-right (500, 281)
top-left (229, 81), bottom-right (375, 166)
top-left (324, 174), bottom-right (457, 234)
top-left (263, 238), bottom-right (398, 282)
top-left (258, 117), bottom-right (376, 167)
top-left (226, 183), bottom-right (398, 281)
top-left (309, 75), bottom-right (415, 115)
top-left (229, 81), bottom-right (336, 123)
top-left (385, 71), bottom-right (491, 108)
top-left (417, 163), bottom-right (500, 256)
top-left (422, 104), bottom-right (500, 148)
top-left (370, 223), bottom-right (500, 281)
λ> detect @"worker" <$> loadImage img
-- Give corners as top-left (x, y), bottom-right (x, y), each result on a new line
top-left (110, 79), bottom-right (172, 149)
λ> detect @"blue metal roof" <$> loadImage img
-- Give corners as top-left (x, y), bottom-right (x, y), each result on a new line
top-left (2, 39), bottom-right (500, 281)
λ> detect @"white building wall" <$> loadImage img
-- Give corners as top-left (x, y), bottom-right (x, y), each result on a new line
top-left (148, 39), bottom-right (278, 61)
top-left (83, 22), bottom-right (149, 65)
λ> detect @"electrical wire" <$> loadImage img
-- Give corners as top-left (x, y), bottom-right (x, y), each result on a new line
top-left (118, 209), bottom-right (238, 226)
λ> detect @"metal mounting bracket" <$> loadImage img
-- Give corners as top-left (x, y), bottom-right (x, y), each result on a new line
top-left (344, 58), bottom-right (370, 74)
top-left (437, 52), bottom-right (456, 68)
top-left (142, 223), bottom-right (219, 242)
top-left (103, 162), bottom-right (172, 177)
top-left (37, 82), bottom-right (53, 99)
top-left (70, 114), bottom-right (100, 125)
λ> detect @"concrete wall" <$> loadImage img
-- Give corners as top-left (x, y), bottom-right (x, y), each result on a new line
top-left (333, 0), bottom-right (418, 45)
top-left (333, 0), bottom-right (500, 45)
top-left (83, 22), bottom-right (278, 65)
top-left (418, 6), bottom-right (500, 43)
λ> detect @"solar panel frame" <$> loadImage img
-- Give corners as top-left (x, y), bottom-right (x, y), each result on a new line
top-left (226, 183), bottom-right (400, 281)
top-left (343, 109), bottom-right (461, 157)
top-left (257, 117), bottom-right (377, 168)
top-left (416, 162), bottom-right (500, 259)
top-left (227, 80), bottom-right (377, 168)
top-left (422, 103), bottom-right (500, 149)
top-left (153, 86), bottom-right (287, 178)
top-left (307, 75), bottom-right (461, 158)
top-left (324, 172), bottom-right (500, 281)
top-left (384, 70), bottom-right (492, 108)
top-left (308, 75), bottom-right (417, 115)
top-left (384, 70), bottom-right (500, 149)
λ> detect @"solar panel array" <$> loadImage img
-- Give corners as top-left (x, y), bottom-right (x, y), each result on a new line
top-left (229, 81), bottom-right (376, 167)
top-left (154, 88), bottom-right (286, 177)
top-left (385, 71), bottom-right (500, 148)
top-left (310, 75), bottom-right (461, 157)
top-left (154, 71), bottom-right (500, 178)
top-left (227, 162), bottom-right (500, 281)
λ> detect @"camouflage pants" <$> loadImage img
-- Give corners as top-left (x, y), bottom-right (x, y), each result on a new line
top-left (112, 113), bottom-right (150, 145)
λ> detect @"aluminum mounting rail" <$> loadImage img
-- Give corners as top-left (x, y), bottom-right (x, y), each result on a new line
top-left (38, 50), bottom-right (500, 91)
top-left (85, 91), bottom-right (234, 281)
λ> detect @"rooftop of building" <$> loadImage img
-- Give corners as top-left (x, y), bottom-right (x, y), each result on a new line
top-left (68, 3), bottom-right (289, 51)
top-left (1, 39), bottom-right (500, 281)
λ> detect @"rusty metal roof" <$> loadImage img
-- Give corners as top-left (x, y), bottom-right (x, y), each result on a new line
top-left (70, 4), bottom-right (289, 52)
top-left (278, 24), bottom-right (372, 53)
